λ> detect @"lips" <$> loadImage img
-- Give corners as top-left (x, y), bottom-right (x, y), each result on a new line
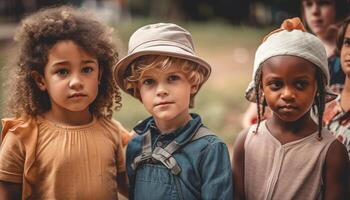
top-left (68, 93), bottom-right (87, 98)
top-left (278, 105), bottom-right (298, 111)
top-left (310, 20), bottom-right (324, 28)
top-left (154, 101), bottom-right (174, 107)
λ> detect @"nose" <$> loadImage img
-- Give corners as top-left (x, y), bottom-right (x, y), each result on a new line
top-left (156, 83), bottom-right (169, 97)
top-left (310, 3), bottom-right (320, 15)
top-left (281, 87), bottom-right (295, 102)
top-left (69, 74), bottom-right (83, 90)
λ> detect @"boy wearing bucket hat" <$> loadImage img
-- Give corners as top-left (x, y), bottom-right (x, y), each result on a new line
top-left (232, 18), bottom-right (349, 200)
top-left (113, 23), bottom-right (233, 200)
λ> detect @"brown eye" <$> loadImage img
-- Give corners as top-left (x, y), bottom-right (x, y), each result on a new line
top-left (56, 69), bottom-right (69, 76)
top-left (143, 79), bottom-right (155, 85)
top-left (82, 67), bottom-right (93, 74)
top-left (268, 81), bottom-right (283, 90)
top-left (295, 81), bottom-right (309, 90)
top-left (343, 38), bottom-right (350, 47)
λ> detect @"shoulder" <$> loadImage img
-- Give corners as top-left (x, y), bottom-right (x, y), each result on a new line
top-left (232, 128), bottom-right (250, 162)
top-left (1, 116), bottom-right (38, 144)
top-left (98, 117), bottom-right (124, 131)
top-left (325, 139), bottom-right (349, 167)
top-left (125, 134), bottom-right (144, 167)
top-left (183, 128), bottom-right (230, 160)
top-left (187, 127), bottom-right (224, 150)
top-left (324, 139), bottom-right (349, 194)
top-left (98, 117), bottom-right (132, 146)
top-left (324, 137), bottom-right (349, 182)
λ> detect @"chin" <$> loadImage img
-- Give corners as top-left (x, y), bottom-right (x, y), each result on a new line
top-left (276, 114), bottom-right (303, 122)
top-left (66, 106), bottom-right (90, 113)
top-left (155, 114), bottom-right (177, 121)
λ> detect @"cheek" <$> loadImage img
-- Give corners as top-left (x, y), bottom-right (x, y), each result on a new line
top-left (322, 6), bottom-right (336, 22)
top-left (340, 48), bottom-right (350, 74)
top-left (139, 88), bottom-right (153, 104)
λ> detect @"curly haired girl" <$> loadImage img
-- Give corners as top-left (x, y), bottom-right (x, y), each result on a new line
top-left (0, 6), bottom-right (129, 199)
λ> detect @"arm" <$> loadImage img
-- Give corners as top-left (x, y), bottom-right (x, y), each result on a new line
top-left (232, 128), bottom-right (249, 200)
top-left (242, 103), bottom-right (258, 129)
top-left (0, 132), bottom-right (25, 200)
top-left (116, 172), bottom-right (129, 198)
top-left (323, 140), bottom-right (350, 200)
top-left (0, 181), bottom-right (22, 200)
top-left (200, 141), bottom-right (233, 200)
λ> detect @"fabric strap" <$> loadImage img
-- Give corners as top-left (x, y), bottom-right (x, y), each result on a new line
top-left (131, 126), bottom-right (214, 175)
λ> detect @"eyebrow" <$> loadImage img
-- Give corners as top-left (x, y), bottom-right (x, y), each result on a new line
top-left (51, 59), bottom-right (98, 67)
top-left (82, 60), bottom-right (98, 64)
top-left (264, 74), bottom-right (313, 79)
top-left (140, 75), bottom-right (154, 79)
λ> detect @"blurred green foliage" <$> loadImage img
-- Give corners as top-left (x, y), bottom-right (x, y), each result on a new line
top-left (112, 18), bottom-right (269, 144)
top-left (0, 18), bottom-right (268, 145)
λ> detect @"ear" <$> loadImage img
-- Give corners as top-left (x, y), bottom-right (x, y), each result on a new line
top-left (190, 84), bottom-right (199, 95)
top-left (31, 71), bottom-right (46, 91)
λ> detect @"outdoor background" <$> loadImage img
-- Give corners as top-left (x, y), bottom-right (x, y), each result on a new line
top-left (0, 0), bottom-right (309, 147)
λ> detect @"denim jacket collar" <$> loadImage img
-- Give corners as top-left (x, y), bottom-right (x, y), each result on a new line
top-left (133, 113), bottom-right (203, 145)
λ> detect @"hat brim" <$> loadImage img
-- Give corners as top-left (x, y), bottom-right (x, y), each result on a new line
top-left (113, 45), bottom-right (212, 96)
top-left (245, 81), bottom-right (338, 104)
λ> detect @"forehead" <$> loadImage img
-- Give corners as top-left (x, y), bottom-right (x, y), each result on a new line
top-left (302, 0), bottom-right (335, 3)
top-left (261, 55), bottom-right (316, 77)
top-left (142, 64), bottom-right (183, 76)
top-left (48, 40), bottom-right (96, 60)
top-left (345, 24), bottom-right (350, 36)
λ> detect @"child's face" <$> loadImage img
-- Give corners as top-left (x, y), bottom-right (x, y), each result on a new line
top-left (138, 65), bottom-right (198, 128)
top-left (261, 55), bottom-right (317, 122)
top-left (340, 24), bottom-right (350, 77)
top-left (35, 40), bottom-right (99, 114)
top-left (302, 0), bottom-right (336, 37)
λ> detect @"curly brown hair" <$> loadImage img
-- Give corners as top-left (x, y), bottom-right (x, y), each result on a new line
top-left (5, 5), bottom-right (121, 118)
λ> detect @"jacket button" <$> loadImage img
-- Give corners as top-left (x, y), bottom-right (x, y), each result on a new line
top-left (156, 141), bottom-right (163, 147)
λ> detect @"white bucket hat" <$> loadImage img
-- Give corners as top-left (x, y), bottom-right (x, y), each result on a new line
top-left (245, 17), bottom-right (337, 103)
top-left (113, 23), bottom-right (211, 97)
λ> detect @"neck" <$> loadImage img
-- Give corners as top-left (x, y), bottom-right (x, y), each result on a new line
top-left (322, 40), bottom-right (336, 58)
top-left (43, 108), bottom-right (93, 126)
top-left (340, 77), bottom-right (350, 111)
top-left (155, 113), bottom-right (192, 134)
top-left (318, 35), bottom-right (336, 58)
top-left (268, 111), bottom-right (318, 136)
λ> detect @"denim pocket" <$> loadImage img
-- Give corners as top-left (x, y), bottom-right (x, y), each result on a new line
top-left (134, 164), bottom-right (180, 200)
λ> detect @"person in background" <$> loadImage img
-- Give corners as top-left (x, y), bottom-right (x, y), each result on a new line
top-left (324, 16), bottom-right (350, 159)
top-left (301, 0), bottom-right (349, 92)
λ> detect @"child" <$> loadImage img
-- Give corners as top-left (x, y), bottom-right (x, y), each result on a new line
top-left (113, 23), bottom-right (233, 200)
top-left (301, 0), bottom-right (349, 91)
top-left (241, 0), bottom-right (349, 129)
top-left (232, 18), bottom-right (349, 200)
top-left (0, 6), bottom-right (129, 199)
top-left (324, 16), bottom-right (350, 158)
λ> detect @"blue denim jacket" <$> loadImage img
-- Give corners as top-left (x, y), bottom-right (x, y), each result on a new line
top-left (126, 114), bottom-right (233, 200)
